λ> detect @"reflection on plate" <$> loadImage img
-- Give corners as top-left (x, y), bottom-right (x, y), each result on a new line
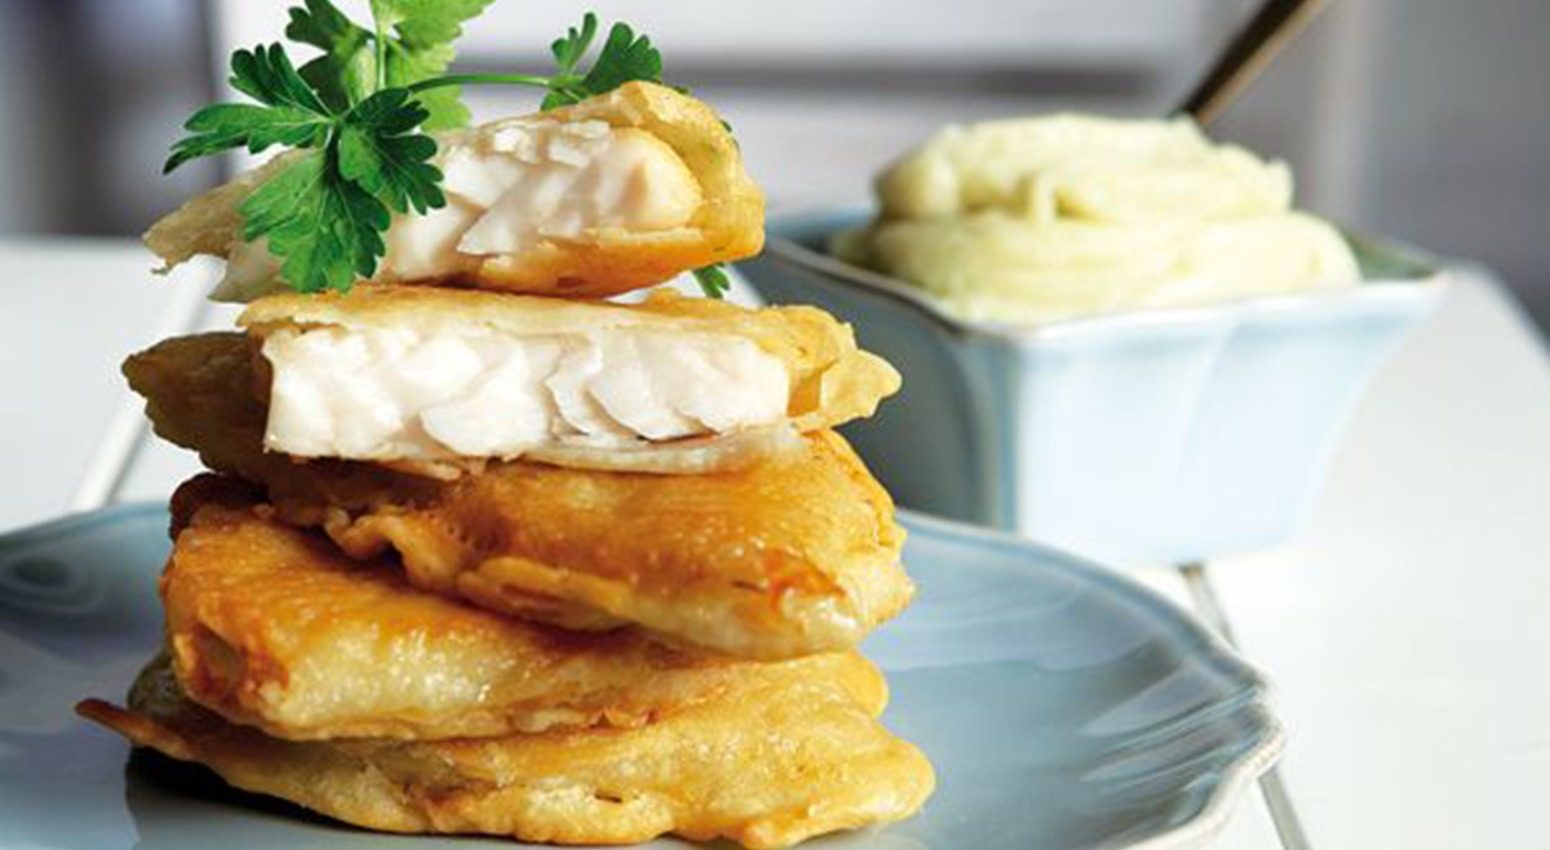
top-left (0, 504), bottom-right (1280, 850)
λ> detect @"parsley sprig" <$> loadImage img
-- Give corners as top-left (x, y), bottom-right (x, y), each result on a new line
top-left (286, 0), bottom-right (495, 132)
top-left (167, 43), bottom-right (443, 292)
top-left (166, 5), bottom-right (730, 297)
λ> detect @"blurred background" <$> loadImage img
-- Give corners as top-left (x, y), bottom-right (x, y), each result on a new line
top-left (0, 0), bottom-right (1546, 331)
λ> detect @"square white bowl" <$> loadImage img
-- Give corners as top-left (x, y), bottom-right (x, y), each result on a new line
top-left (741, 208), bottom-right (1444, 565)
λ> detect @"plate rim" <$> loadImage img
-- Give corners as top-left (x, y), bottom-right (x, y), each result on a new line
top-left (3, 502), bottom-right (1285, 850)
top-left (896, 507), bottom-right (1286, 850)
top-left (0, 501), bottom-right (167, 548)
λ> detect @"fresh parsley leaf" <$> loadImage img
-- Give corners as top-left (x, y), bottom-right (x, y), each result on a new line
top-left (164, 103), bottom-right (330, 173)
top-left (239, 150), bottom-right (390, 293)
top-left (373, 0), bottom-right (494, 129)
top-left (692, 265), bottom-right (732, 299)
top-left (581, 23), bottom-right (663, 97)
top-left (541, 16), bottom-right (664, 110)
top-left (286, 0), bottom-right (375, 113)
top-left (286, 0), bottom-right (357, 54)
top-left (171, 38), bottom-right (448, 293)
top-left (549, 12), bottom-right (599, 76)
top-left (381, 41), bottom-right (468, 131)
top-left (228, 43), bottom-right (332, 113)
top-left (338, 89), bottom-right (445, 215)
top-left (165, 44), bottom-right (334, 173)
top-left (373, 0), bottom-right (494, 49)
top-left (243, 86), bottom-right (443, 293)
top-left (286, 0), bottom-right (491, 130)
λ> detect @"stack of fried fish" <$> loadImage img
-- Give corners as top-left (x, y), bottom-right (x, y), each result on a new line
top-left (77, 82), bottom-right (933, 849)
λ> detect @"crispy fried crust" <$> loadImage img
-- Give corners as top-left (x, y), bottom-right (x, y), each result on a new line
top-left (240, 286), bottom-right (901, 442)
top-left (78, 657), bottom-right (934, 849)
top-left (162, 476), bottom-right (883, 740)
top-left (142, 153), bottom-right (298, 272)
top-left (125, 333), bottom-right (911, 659)
top-left (143, 83), bottom-right (763, 297)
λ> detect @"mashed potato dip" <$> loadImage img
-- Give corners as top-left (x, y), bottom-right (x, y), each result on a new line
top-left (834, 114), bottom-right (1361, 325)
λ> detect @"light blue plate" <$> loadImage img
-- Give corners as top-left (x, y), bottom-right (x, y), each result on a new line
top-left (0, 504), bottom-right (1281, 850)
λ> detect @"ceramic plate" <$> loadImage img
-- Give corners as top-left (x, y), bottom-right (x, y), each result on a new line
top-left (0, 504), bottom-right (1281, 850)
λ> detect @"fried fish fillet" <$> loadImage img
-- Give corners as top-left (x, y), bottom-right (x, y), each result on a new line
top-left (145, 82), bottom-right (763, 300)
top-left (79, 657), bottom-right (934, 849)
top-left (237, 286), bottom-right (900, 473)
top-left (126, 333), bottom-right (911, 659)
top-left (162, 476), bottom-right (881, 741)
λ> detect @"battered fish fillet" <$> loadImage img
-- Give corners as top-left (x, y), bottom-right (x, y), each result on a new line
top-left (144, 82), bottom-right (763, 300)
top-left (237, 287), bottom-right (901, 473)
top-left (79, 658), bottom-right (934, 849)
top-left (163, 476), bottom-right (882, 741)
top-left (125, 334), bottom-right (911, 660)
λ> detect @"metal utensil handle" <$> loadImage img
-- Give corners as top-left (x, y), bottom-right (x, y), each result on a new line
top-left (1179, 0), bottom-right (1333, 125)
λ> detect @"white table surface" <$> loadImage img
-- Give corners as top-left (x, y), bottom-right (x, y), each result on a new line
top-left (2, 238), bottom-right (1546, 850)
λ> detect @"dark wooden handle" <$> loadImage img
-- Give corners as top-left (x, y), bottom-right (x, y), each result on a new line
top-left (1179, 0), bottom-right (1333, 125)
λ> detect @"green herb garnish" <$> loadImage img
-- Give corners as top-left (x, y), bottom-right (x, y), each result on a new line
top-left (286, 0), bottom-right (495, 132)
top-left (692, 265), bottom-right (732, 299)
top-left (167, 43), bottom-right (444, 293)
top-left (166, 5), bottom-right (728, 298)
